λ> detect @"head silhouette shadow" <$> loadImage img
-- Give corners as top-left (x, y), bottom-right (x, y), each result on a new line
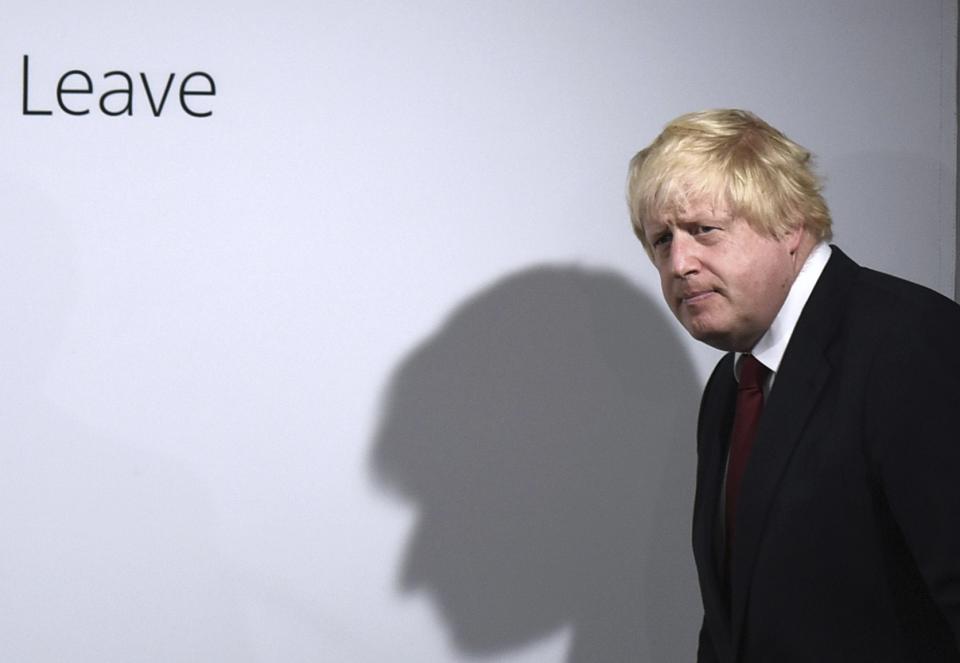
top-left (371, 265), bottom-right (700, 661)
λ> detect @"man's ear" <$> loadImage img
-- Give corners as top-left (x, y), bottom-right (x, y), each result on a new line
top-left (782, 222), bottom-right (806, 255)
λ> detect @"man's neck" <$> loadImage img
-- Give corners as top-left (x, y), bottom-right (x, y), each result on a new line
top-left (738, 242), bottom-right (832, 379)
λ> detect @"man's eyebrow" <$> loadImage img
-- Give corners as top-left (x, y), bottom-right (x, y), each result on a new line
top-left (678, 213), bottom-right (731, 224)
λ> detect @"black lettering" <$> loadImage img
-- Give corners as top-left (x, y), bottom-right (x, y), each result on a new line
top-left (21, 59), bottom-right (213, 118)
top-left (179, 71), bottom-right (215, 118)
top-left (22, 55), bottom-right (52, 116)
top-left (57, 70), bottom-right (93, 116)
top-left (140, 72), bottom-right (175, 117)
top-left (100, 71), bottom-right (134, 116)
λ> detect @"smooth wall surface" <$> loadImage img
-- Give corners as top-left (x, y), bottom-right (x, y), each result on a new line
top-left (1, 1), bottom-right (955, 661)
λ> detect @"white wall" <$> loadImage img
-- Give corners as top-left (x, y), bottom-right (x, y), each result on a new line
top-left (1, 1), bottom-right (954, 661)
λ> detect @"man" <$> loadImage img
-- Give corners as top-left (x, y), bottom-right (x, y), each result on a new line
top-left (627, 109), bottom-right (960, 662)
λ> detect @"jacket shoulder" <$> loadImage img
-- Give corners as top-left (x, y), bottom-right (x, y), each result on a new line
top-left (845, 266), bottom-right (960, 347)
top-left (815, 247), bottom-right (960, 341)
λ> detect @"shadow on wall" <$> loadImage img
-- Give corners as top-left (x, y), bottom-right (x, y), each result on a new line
top-left (371, 266), bottom-right (701, 662)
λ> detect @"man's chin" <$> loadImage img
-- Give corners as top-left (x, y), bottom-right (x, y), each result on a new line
top-left (681, 320), bottom-right (738, 352)
top-left (683, 323), bottom-right (757, 353)
top-left (694, 332), bottom-right (736, 352)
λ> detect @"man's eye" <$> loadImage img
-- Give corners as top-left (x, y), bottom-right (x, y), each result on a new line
top-left (652, 232), bottom-right (672, 248)
top-left (692, 225), bottom-right (718, 236)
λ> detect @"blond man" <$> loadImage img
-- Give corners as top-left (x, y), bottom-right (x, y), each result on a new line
top-left (628, 109), bottom-right (960, 663)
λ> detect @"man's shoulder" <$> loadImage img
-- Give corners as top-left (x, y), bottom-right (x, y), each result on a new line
top-left (810, 248), bottom-right (960, 368)
top-left (821, 247), bottom-right (960, 330)
top-left (849, 273), bottom-right (960, 346)
top-left (858, 266), bottom-right (957, 313)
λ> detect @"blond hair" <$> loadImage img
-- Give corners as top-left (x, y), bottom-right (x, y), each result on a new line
top-left (627, 109), bottom-right (832, 254)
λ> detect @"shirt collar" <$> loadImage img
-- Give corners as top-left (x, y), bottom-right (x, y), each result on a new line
top-left (735, 242), bottom-right (832, 378)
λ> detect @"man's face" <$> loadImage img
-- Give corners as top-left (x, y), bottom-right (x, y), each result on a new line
top-left (642, 199), bottom-right (801, 352)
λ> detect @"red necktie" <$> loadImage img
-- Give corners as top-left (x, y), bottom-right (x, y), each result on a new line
top-left (725, 354), bottom-right (768, 553)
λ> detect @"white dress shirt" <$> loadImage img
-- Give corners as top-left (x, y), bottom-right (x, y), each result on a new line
top-left (721, 242), bottom-right (832, 544)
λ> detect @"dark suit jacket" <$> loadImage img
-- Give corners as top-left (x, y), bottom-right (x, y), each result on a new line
top-left (694, 247), bottom-right (960, 663)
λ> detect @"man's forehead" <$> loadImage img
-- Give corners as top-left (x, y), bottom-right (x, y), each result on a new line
top-left (651, 197), bottom-right (734, 224)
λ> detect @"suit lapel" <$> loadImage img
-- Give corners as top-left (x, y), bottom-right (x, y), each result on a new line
top-left (693, 353), bottom-right (737, 663)
top-left (728, 338), bottom-right (832, 648)
top-left (728, 247), bottom-right (859, 656)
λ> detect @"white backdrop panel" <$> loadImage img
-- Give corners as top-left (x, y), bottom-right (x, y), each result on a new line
top-left (0, 1), bottom-right (954, 661)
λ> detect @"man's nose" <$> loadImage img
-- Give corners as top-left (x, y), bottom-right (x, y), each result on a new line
top-left (669, 233), bottom-right (699, 277)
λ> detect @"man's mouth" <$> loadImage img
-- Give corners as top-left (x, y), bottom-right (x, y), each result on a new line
top-left (680, 289), bottom-right (716, 305)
